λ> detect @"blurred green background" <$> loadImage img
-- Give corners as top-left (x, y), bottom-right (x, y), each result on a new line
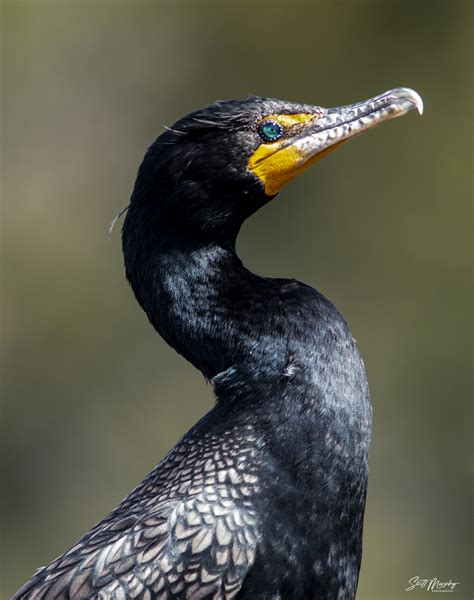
top-left (1, 1), bottom-right (472, 598)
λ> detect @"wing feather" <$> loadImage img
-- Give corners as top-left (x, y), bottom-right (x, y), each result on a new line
top-left (13, 426), bottom-right (261, 599)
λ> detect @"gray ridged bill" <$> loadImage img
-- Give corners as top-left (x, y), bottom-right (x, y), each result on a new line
top-left (294, 87), bottom-right (423, 161)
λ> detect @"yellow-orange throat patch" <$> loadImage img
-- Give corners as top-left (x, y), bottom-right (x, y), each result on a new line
top-left (248, 113), bottom-right (320, 196)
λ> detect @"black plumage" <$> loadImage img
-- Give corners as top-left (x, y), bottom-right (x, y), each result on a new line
top-left (13, 89), bottom-right (422, 600)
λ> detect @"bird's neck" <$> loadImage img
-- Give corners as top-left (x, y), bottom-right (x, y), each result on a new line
top-left (124, 218), bottom-right (371, 485)
top-left (125, 225), bottom-right (281, 380)
top-left (123, 208), bottom-right (369, 407)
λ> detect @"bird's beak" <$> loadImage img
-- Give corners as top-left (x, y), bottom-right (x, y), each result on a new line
top-left (249, 87), bottom-right (423, 196)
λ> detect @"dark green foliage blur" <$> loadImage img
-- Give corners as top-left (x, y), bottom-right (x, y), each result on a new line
top-left (1, 1), bottom-right (472, 598)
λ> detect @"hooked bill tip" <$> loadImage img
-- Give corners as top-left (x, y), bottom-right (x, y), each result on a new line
top-left (395, 87), bottom-right (424, 115)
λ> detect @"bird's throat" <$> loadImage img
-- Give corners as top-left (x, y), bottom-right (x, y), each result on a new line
top-left (123, 224), bottom-right (267, 380)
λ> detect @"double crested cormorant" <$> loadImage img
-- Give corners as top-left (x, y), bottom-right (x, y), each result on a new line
top-left (14, 88), bottom-right (422, 600)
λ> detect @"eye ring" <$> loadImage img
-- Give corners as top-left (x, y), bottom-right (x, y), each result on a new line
top-left (258, 120), bottom-right (284, 143)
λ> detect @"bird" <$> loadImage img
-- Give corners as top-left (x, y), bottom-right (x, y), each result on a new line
top-left (13, 87), bottom-right (423, 600)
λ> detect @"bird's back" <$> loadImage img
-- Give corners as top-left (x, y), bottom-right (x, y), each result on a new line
top-left (14, 302), bottom-right (370, 600)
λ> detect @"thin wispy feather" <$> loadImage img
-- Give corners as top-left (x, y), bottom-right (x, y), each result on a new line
top-left (109, 205), bottom-right (130, 235)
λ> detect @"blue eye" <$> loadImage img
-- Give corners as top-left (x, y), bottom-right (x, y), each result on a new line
top-left (258, 120), bottom-right (283, 142)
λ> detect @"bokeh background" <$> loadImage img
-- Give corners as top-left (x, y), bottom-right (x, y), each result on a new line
top-left (1, 1), bottom-right (472, 598)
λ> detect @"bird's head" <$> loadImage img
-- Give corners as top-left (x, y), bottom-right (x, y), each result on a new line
top-left (128, 88), bottom-right (422, 241)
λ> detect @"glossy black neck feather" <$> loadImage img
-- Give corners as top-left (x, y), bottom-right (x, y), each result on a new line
top-left (123, 207), bottom-right (284, 380)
